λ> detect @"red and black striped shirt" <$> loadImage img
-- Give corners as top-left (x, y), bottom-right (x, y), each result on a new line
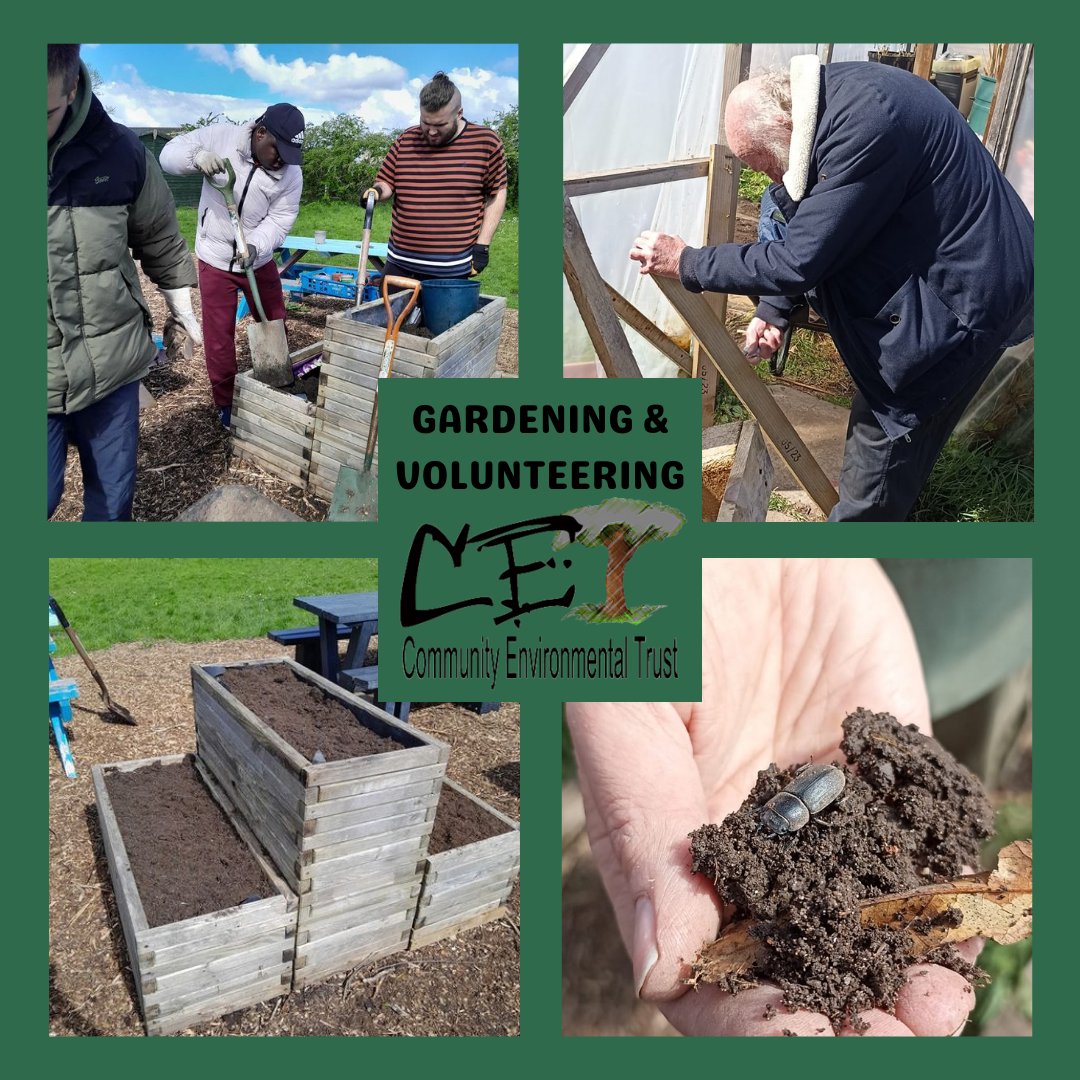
top-left (377, 121), bottom-right (507, 277)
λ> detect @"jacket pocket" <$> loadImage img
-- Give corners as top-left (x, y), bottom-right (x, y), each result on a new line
top-left (857, 275), bottom-right (971, 393)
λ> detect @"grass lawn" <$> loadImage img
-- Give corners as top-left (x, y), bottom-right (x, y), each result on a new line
top-left (176, 201), bottom-right (518, 309)
top-left (49, 559), bottom-right (378, 653)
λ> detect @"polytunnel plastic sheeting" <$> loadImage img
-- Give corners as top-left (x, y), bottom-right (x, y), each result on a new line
top-left (564, 44), bottom-right (844, 375)
top-left (954, 338), bottom-right (1034, 463)
top-left (564, 44), bottom-right (728, 376)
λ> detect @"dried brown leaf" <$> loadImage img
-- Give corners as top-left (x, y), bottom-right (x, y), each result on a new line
top-left (690, 840), bottom-right (1032, 984)
top-left (859, 839), bottom-right (1031, 949)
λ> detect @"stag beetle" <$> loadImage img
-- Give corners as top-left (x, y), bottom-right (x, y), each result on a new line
top-left (757, 762), bottom-right (846, 837)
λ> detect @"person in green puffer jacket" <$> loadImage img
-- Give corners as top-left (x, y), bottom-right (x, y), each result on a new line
top-left (48, 44), bottom-right (201, 521)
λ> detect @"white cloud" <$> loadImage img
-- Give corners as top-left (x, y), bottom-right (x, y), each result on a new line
top-left (227, 43), bottom-right (406, 104)
top-left (97, 67), bottom-right (335, 129)
top-left (100, 50), bottom-right (517, 135)
top-left (356, 67), bottom-right (518, 132)
top-left (188, 43), bottom-right (233, 68)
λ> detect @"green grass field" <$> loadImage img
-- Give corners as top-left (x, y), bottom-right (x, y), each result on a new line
top-left (49, 559), bottom-right (378, 653)
top-left (176, 201), bottom-right (518, 309)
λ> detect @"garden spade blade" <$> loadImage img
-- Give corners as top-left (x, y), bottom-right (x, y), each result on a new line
top-left (48, 597), bottom-right (137, 725)
top-left (245, 300), bottom-right (291, 387)
top-left (328, 465), bottom-right (378, 522)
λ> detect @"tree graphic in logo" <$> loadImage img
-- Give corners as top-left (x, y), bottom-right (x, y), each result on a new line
top-left (554, 498), bottom-right (685, 623)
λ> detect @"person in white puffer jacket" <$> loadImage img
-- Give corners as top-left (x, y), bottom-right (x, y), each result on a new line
top-left (160, 104), bottom-right (304, 427)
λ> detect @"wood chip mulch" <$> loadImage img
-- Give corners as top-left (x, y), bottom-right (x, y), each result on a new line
top-left (51, 257), bottom-right (518, 522)
top-left (49, 637), bottom-right (520, 1037)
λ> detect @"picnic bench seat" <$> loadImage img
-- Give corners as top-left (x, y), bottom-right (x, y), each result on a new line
top-left (268, 623), bottom-right (353, 671)
top-left (338, 666), bottom-right (411, 722)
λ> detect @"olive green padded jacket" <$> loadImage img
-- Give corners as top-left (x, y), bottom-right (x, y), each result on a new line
top-left (47, 64), bottom-right (197, 415)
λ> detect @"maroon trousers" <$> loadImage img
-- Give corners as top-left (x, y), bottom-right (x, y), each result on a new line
top-left (197, 259), bottom-right (287, 406)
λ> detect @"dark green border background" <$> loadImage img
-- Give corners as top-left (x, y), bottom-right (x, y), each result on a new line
top-left (21, 10), bottom-right (1062, 1064)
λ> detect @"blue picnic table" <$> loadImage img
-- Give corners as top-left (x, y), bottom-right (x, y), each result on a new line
top-left (292, 592), bottom-right (379, 684)
top-left (235, 234), bottom-right (390, 321)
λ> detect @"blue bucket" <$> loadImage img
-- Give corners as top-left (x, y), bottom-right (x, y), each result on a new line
top-left (421, 279), bottom-right (480, 336)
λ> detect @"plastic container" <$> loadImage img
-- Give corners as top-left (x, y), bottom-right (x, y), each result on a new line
top-left (968, 74), bottom-right (997, 138)
top-left (420, 279), bottom-right (480, 335)
top-left (933, 54), bottom-right (980, 117)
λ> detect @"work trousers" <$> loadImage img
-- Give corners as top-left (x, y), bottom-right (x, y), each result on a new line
top-left (829, 350), bottom-right (1007, 521)
top-left (48, 380), bottom-right (140, 521)
top-left (198, 259), bottom-right (287, 407)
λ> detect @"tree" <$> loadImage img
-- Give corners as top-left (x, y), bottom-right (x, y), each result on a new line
top-left (179, 111), bottom-right (234, 133)
top-left (485, 105), bottom-right (518, 211)
top-left (553, 498), bottom-right (685, 621)
top-left (301, 114), bottom-right (397, 204)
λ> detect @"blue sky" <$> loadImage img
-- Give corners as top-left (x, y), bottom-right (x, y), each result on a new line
top-left (84, 44), bottom-right (518, 131)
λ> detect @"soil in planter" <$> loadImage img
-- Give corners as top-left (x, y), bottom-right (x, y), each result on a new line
top-left (688, 708), bottom-right (994, 1030)
top-left (428, 786), bottom-right (514, 855)
top-left (103, 758), bottom-right (275, 928)
top-left (217, 664), bottom-right (403, 762)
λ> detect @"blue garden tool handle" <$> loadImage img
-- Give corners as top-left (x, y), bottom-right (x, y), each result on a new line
top-left (206, 159), bottom-right (269, 321)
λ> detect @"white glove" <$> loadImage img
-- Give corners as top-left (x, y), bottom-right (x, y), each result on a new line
top-left (194, 150), bottom-right (227, 178)
top-left (161, 287), bottom-right (203, 348)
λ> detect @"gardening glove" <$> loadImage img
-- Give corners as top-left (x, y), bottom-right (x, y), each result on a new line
top-left (194, 149), bottom-right (227, 178)
top-left (161, 287), bottom-right (203, 348)
top-left (239, 243), bottom-right (258, 270)
top-left (470, 243), bottom-right (490, 275)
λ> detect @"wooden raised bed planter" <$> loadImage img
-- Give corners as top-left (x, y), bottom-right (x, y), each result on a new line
top-left (410, 779), bottom-right (520, 950)
top-left (191, 657), bottom-right (450, 989)
top-left (231, 367), bottom-right (317, 488)
top-left (310, 291), bottom-right (506, 500)
top-left (91, 753), bottom-right (297, 1036)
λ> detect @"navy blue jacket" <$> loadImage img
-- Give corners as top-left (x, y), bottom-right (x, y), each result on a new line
top-left (679, 62), bottom-right (1034, 437)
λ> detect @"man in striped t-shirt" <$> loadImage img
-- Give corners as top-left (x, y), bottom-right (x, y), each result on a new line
top-left (368, 72), bottom-right (508, 280)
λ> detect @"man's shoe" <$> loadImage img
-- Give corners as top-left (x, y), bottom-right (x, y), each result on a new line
top-left (217, 406), bottom-right (231, 429)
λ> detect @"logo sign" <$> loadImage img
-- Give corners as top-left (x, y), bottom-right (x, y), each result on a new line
top-left (378, 379), bottom-right (701, 703)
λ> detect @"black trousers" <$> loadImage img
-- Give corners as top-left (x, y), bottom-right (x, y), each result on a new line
top-left (829, 351), bottom-right (1006, 522)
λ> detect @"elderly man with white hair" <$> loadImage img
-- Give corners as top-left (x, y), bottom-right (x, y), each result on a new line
top-left (631, 56), bottom-right (1034, 521)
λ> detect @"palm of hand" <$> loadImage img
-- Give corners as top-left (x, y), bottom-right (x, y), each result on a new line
top-left (569, 560), bottom-right (979, 1035)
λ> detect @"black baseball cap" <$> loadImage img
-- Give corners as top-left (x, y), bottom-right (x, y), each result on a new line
top-left (258, 103), bottom-right (305, 165)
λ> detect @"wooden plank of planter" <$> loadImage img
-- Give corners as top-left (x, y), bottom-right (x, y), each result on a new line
top-left (305, 810), bottom-right (433, 861)
top-left (297, 891), bottom-right (420, 946)
top-left (92, 754), bottom-right (297, 1036)
top-left (652, 275), bottom-right (839, 515)
top-left (294, 929), bottom-right (412, 989)
top-left (302, 796), bottom-right (439, 850)
top-left (411, 903), bottom-right (507, 949)
top-left (428, 850), bottom-right (521, 889)
top-left (300, 855), bottom-right (425, 908)
top-left (323, 330), bottom-right (432, 377)
top-left (305, 778), bottom-right (441, 832)
top-left (306, 764), bottom-right (444, 812)
top-left (417, 872), bottom-right (514, 915)
top-left (232, 400), bottom-right (316, 445)
top-left (305, 821), bottom-right (434, 872)
top-left (308, 742), bottom-right (446, 788)
top-left (300, 878), bottom-right (421, 928)
top-left (427, 827), bottom-right (520, 871)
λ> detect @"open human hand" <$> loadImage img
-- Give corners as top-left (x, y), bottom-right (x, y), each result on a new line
top-left (566, 558), bottom-right (981, 1035)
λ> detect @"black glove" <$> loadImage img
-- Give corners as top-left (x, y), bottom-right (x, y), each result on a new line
top-left (471, 243), bottom-right (490, 274)
top-left (239, 243), bottom-right (257, 270)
